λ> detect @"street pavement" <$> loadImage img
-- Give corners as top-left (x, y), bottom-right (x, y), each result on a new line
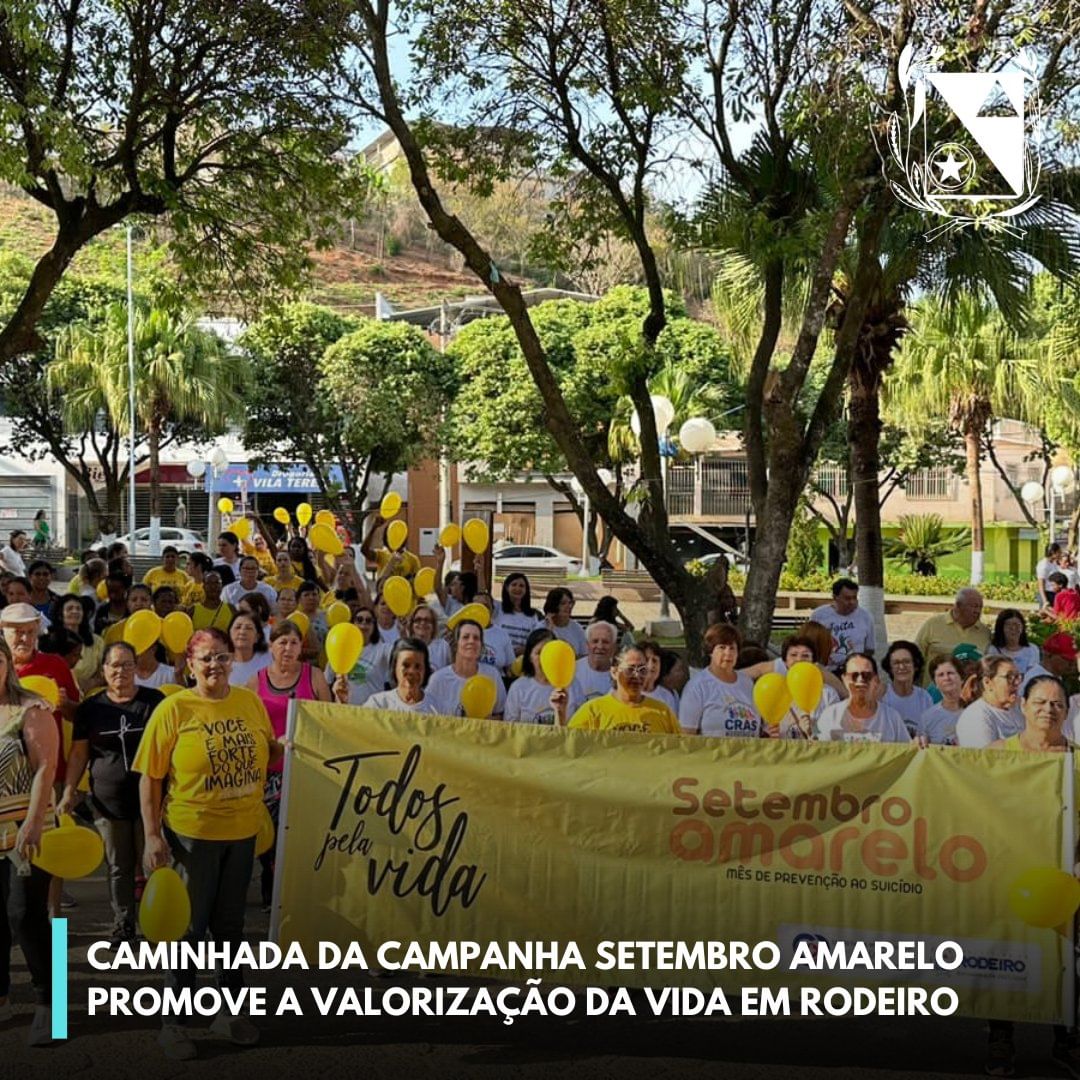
top-left (0, 866), bottom-right (1068, 1080)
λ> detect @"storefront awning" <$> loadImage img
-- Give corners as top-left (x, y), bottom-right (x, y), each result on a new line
top-left (205, 463), bottom-right (345, 494)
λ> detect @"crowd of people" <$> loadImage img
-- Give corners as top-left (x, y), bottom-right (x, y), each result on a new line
top-left (0, 518), bottom-right (1077, 1070)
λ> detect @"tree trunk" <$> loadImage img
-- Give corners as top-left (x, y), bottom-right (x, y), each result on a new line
top-left (965, 422), bottom-right (985, 584)
top-left (849, 369), bottom-right (886, 653)
top-left (1069, 502), bottom-right (1080, 553)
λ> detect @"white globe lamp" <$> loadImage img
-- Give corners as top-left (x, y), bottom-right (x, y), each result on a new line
top-left (1050, 465), bottom-right (1075, 495)
top-left (679, 417), bottom-right (716, 454)
top-left (1020, 480), bottom-right (1044, 505)
top-left (186, 459), bottom-right (206, 479)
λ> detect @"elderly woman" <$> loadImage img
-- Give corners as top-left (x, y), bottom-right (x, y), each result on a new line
top-left (955, 656), bottom-right (1023, 748)
top-left (983, 674), bottom-right (1076, 1077)
top-left (407, 604), bottom-right (450, 670)
top-left (917, 655), bottom-right (964, 746)
top-left (678, 623), bottom-right (762, 738)
top-left (367, 638), bottom-right (437, 713)
top-left (880, 640), bottom-right (934, 736)
top-left (815, 653), bottom-right (914, 743)
top-left (0, 637), bottom-right (59, 1045)
top-left (59, 642), bottom-right (163, 945)
top-left (425, 620), bottom-right (506, 719)
top-left (561, 643), bottom-right (679, 733)
top-left (135, 628), bottom-right (282, 1061)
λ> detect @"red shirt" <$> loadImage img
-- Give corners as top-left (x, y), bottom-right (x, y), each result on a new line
top-left (1054, 590), bottom-right (1080, 619)
top-left (17, 651), bottom-right (80, 775)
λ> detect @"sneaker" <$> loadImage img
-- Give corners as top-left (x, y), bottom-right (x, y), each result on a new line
top-left (158, 1024), bottom-right (197, 1061)
top-left (986, 1033), bottom-right (1016, 1077)
top-left (209, 1011), bottom-right (259, 1046)
top-left (27, 1006), bottom-right (52, 1047)
top-left (59, 891), bottom-right (77, 910)
top-left (1052, 1038), bottom-right (1080, 1078)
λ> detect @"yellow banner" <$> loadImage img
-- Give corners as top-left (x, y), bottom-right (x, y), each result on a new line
top-left (275, 703), bottom-right (1073, 1023)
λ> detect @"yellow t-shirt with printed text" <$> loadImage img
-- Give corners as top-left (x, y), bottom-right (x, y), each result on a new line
top-left (132, 687), bottom-right (274, 841)
top-left (568, 695), bottom-right (679, 735)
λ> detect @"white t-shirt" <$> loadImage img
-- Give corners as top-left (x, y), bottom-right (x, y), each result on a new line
top-left (551, 620), bottom-right (588, 658)
top-left (228, 651), bottom-right (271, 686)
top-left (425, 665), bottom-right (507, 718)
top-left (223, 580), bottom-right (278, 609)
top-left (575, 658), bottom-right (614, 702)
top-left (0, 545), bottom-right (27, 577)
top-left (135, 663), bottom-right (175, 689)
top-left (504, 676), bottom-right (583, 725)
top-left (816, 701), bottom-right (910, 744)
top-left (882, 684), bottom-right (935, 736)
top-left (1036, 557), bottom-right (1057, 589)
top-left (365, 688), bottom-right (437, 713)
top-left (678, 669), bottom-right (761, 738)
top-left (918, 702), bottom-right (962, 746)
top-left (1068, 694), bottom-right (1080, 742)
top-left (326, 643), bottom-right (391, 706)
top-left (646, 685), bottom-right (679, 715)
top-left (377, 622), bottom-right (400, 648)
top-left (426, 638), bottom-right (451, 670)
top-left (479, 625), bottom-right (515, 674)
top-left (493, 608), bottom-right (545, 653)
top-left (986, 644), bottom-right (1040, 675)
top-left (955, 698), bottom-right (1023, 748)
top-left (809, 604), bottom-right (876, 668)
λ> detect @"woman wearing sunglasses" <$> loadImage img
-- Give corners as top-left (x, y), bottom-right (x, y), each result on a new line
top-left (561, 644), bottom-right (679, 733)
top-left (815, 653), bottom-right (913, 743)
top-left (955, 656), bottom-right (1024, 748)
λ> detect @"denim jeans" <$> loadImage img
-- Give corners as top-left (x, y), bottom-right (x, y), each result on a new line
top-left (165, 830), bottom-right (255, 1020)
top-left (96, 816), bottom-right (144, 935)
top-left (0, 859), bottom-right (52, 1003)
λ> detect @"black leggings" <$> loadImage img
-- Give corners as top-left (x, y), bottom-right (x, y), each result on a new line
top-left (0, 861), bottom-right (52, 1003)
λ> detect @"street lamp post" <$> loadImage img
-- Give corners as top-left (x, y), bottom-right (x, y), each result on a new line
top-left (1022, 467), bottom-right (1077, 547)
top-left (127, 226), bottom-right (138, 556)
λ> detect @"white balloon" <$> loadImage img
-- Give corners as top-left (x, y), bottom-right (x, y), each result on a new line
top-left (679, 417), bottom-right (717, 454)
top-left (630, 394), bottom-right (676, 438)
top-left (186, 459), bottom-right (206, 478)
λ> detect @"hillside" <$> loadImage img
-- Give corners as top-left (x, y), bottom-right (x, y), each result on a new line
top-left (0, 184), bottom-right (519, 317)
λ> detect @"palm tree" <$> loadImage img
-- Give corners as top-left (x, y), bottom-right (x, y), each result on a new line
top-left (882, 513), bottom-right (971, 576)
top-left (886, 294), bottom-right (1049, 584)
top-left (50, 304), bottom-right (247, 535)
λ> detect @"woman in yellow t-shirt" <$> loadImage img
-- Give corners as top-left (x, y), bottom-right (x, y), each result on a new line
top-left (265, 550), bottom-right (302, 594)
top-left (135, 626), bottom-right (282, 1057)
top-left (561, 645), bottom-right (680, 734)
top-left (190, 571), bottom-right (233, 633)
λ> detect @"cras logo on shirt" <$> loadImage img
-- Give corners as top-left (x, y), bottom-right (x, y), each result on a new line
top-left (876, 42), bottom-right (1045, 237)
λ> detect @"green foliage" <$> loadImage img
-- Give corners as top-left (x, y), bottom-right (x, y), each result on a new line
top-left (727, 569), bottom-right (1038, 603)
top-left (785, 499), bottom-right (823, 577)
top-left (882, 514), bottom-right (973, 576)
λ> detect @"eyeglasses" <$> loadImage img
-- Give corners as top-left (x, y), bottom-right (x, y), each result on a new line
top-left (105, 661), bottom-right (136, 672)
top-left (194, 653), bottom-right (233, 665)
top-left (846, 671), bottom-right (874, 683)
top-left (997, 673), bottom-right (1023, 684)
top-left (621, 664), bottom-right (649, 677)
top-left (356, 616), bottom-right (374, 624)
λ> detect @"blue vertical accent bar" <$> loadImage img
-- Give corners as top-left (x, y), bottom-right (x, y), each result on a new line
top-left (51, 917), bottom-right (67, 1040)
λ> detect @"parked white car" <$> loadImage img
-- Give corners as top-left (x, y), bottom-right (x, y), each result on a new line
top-left (94, 527), bottom-right (207, 555)
top-left (450, 544), bottom-right (581, 575)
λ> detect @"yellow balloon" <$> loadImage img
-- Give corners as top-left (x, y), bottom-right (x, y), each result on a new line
top-left (540, 640), bottom-right (577, 690)
top-left (296, 502), bottom-right (313, 527)
top-left (96, 580), bottom-right (108, 600)
top-left (414, 567), bottom-right (436, 597)
top-left (103, 619), bottom-right (126, 645)
top-left (447, 602), bottom-right (491, 631)
top-left (255, 803), bottom-right (276, 858)
top-left (231, 517), bottom-right (252, 541)
top-left (273, 507), bottom-right (290, 525)
top-left (139, 867), bottom-right (191, 943)
top-left (380, 492), bottom-right (402, 518)
top-left (326, 601), bottom-right (351, 628)
top-left (510, 655), bottom-right (524, 678)
top-left (218, 497), bottom-right (234, 514)
top-left (158, 683), bottom-right (185, 696)
top-left (383, 576), bottom-right (413, 617)
top-left (386, 520), bottom-right (408, 552)
top-left (316, 509), bottom-right (335, 528)
top-left (161, 611), bottom-right (194, 655)
top-left (786, 661), bottom-right (824, 713)
top-left (123, 609), bottom-right (162, 656)
top-left (753, 672), bottom-right (791, 727)
top-left (326, 622), bottom-right (364, 675)
top-left (439, 523), bottom-right (461, 548)
top-left (460, 674), bottom-right (497, 718)
top-left (1009, 868), bottom-right (1080, 929)
top-left (33, 814), bottom-right (104, 879)
top-left (309, 523), bottom-right (344, 556)
top-left (19, 675), bottom-right (59, 708)
top-left (287, 610), bottom-right (310, 637)
top-left (462, 518), bottom-right (490, 554)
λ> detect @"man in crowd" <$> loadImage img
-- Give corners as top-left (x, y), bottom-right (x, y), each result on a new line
top-left (143, 545), bottom-right (191, 594)
top-left (0, 529), bottom-right (29, 576)
top-left (575, 621), bottom-right (618, 700)
top-left (27, 560), bottom-right (55, 616)
top-left (94, 572), bottom-right (131, 633)
top-left (809, 578), bottom-right (875, 669)
top-left (914, 587), bottom-right (991, 685)
top-left (1036, 542), bottom-right (1062, 606)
